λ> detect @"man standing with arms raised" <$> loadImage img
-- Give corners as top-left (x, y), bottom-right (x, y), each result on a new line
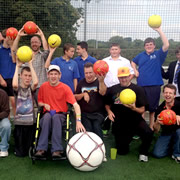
top-left (12, 25), bottom-right (49, 103)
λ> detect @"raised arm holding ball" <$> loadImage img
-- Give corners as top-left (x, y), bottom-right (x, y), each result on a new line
top-left (0, 29), bottom-right (17, 118)
top-left (11, 23), bottom-right (49, 104)
top-left (74, 62), bottom-right (107, 140)
top-left (12, 55), bottom-right (38, 157)
top-left (131, 16), bottom-right (169, 130)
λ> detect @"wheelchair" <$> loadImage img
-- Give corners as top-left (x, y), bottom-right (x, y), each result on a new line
top-left (29, 106), bottom-right (74, 164)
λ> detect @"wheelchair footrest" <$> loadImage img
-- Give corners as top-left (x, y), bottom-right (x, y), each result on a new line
top-left (52, 156), bottom-right (67, 161)
top-left (32, 155), bottom-right (47, 161)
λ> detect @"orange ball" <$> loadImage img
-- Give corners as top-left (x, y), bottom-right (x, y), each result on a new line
top-left (93, 60), bottom-right (109, 75)
top-left (6, 27), bottom-right (18, 40)
top-left (159, 109), bottom-right (176, 125)
top-left (24, 21), bottom-right (37, 34)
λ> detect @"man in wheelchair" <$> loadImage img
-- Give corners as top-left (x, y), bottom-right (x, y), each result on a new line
top-left (35, 65), bottom-right (85, 159)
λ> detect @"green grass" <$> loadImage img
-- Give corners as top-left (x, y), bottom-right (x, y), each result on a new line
top-left (0, 132), bottom-right (180, 180)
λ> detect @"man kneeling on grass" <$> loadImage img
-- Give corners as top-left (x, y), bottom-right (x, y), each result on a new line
top-left (105, 67), bottom-right (153, 162)
top-left (153, 84), bottom-right (180, 163)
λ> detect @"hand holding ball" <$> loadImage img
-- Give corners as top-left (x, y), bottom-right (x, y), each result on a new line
top-left (6, 27), bottom-right (18, 40)
top-left (119, 89), bottom-right (136, 105)
top-left (148, 15), bottom-right (162, 28)
top-left (48, 34), bottom-right (61, 48)
top-left (17, 46), bottom-right (33, 63)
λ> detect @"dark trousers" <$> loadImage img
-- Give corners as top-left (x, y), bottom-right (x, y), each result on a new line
top-left (36, 112), bottom-right (66, 153)
top-left (14, 125), bottom-right (34, 157)
top-left (82, 112), bottom-right (104, 140)
top-left (102, 117), bottom-right (111, 131)
top-left (114, 119), bottom-right (153, 156)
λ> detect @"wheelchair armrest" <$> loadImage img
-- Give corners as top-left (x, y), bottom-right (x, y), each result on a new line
top-left (37, 106), bottom-right (44, 113)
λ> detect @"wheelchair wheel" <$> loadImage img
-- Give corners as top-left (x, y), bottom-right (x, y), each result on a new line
top-left (29, 146), bottom-right (35, 159)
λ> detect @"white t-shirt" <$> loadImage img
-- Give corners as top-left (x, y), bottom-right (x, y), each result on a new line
top-left (103, 56), bottom-right (134, 87)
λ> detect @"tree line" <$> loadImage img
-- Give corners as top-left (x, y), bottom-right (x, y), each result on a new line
top-left (0, 0), bottom-right (178, 65)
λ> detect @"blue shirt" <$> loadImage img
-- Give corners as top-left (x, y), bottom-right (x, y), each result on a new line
top-left (74, 55), bottom-right (97, 81)
top-left (51, 57), bottom-right (80, 92)
top-left (0, 45), bottom-right (16, 79)
top-left (133, 48), bottom-right (168, 86)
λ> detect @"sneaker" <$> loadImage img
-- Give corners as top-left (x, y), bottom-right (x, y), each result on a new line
top-left (139, 154), bottom-right (148, 162)
top-left (103, 156), bottom-right (107, 162)
top-left (172, 155), bottom-right (180, 163)
top-left (133, 135), bottom-right (140, 140)
top-left (0, 151), bottom-right (8, 157)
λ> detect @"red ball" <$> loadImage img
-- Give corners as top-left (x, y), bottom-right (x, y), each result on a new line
top-left (93, 60), bottom-right (109, 75)
top-left (24, 21), bottom-right (37, 34)
top-left (159, 109), bottom-right (176, 125)
top-left (6, 27), bottom-right (18, 40)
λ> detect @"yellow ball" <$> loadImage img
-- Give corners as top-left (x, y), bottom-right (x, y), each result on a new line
top-left (48, 34), bottom-right (61, 48)
top-left (148, 15), bottom-right (162, 28)
top-left (119, 89), bottom-right (136, 105)
top-left (17, 46), bottom-right (33, 62)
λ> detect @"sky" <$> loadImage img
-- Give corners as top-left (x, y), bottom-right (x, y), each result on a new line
top-left (71, 0), bottom-right (180, 42)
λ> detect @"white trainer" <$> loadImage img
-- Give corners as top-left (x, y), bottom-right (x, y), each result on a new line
top-left (172, 155), bottom-right (180, 163)
top-left (139, 154), bottom-right (148, 162)
top-left (103, 156), bottom-right (107, 162)
top-left (0, 151), bottom-right (8, 157)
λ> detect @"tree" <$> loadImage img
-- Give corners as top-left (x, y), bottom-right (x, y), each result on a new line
top-left (108, 36), bottom-right (128, 48)
top-left (131, 39), bottom-right (144, 49)
top-left (81, 0), bottom-right (91, 2)
top-left (154, 37), bottom-right (163, 49)
top-left (0, 0), bottom-right (82, 45)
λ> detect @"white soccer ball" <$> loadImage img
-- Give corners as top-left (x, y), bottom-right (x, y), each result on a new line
top-left (66, 132), bottom-right (106, 171)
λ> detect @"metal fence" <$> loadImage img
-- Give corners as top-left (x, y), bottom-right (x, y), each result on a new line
top-left (71, 0), bottom-right (180, 48)
top-left (1, 0), bottom-right (180, 61)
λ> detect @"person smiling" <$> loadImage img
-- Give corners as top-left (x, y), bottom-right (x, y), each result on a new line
top-left (131, 26), bottom-right (169, 130)
top-left (105, 67), bottom-right (153, 162)
top-left (35, 65), bottom-right (85, 158)
top-left (45, 43), bottom-right (80, 93)
top-left (74, 62), bottom-right (107, 140)
top-left (153, 84), bottom-right (180, 163)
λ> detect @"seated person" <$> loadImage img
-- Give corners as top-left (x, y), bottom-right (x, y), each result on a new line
top-left (153, 84), bottom-right (180, 163)
top-left (105, 67), bottom-right (153, 162)
top-left (0, 89), bottom-right (11, 157)
top-left (13, 58), bottom-right (38, 157)
top-left (74, 62), bottom-right (107, 140)
top-left (35, 65), bottom-right (85, 158)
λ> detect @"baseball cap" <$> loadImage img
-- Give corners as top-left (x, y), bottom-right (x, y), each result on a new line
top-left (117, 67), bottom-right (130, 77)
top-left (47, 65), bottom-right (61, 73)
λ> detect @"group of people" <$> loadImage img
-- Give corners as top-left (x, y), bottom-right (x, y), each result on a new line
top-left (0, 23), bottom-right (180, 164)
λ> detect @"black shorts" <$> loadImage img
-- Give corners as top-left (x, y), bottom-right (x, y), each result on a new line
top-left (142, 85), bottom-right (161, 112)
top-left (0, 78), bottom-right (14, 96)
